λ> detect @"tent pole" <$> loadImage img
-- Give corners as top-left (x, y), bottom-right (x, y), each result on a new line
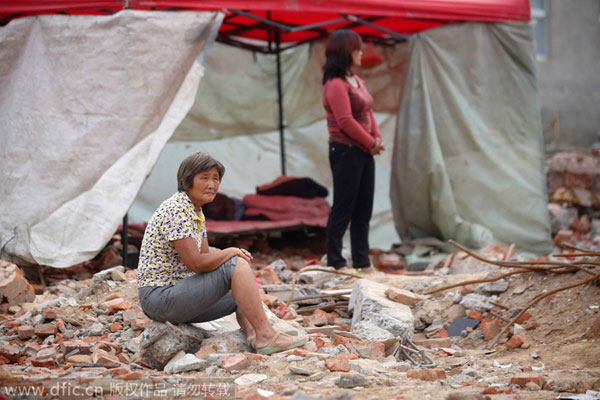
top-left (121, 214), bottom-right (128, 268)
top-left (275, 30), bottom-right (286, 176)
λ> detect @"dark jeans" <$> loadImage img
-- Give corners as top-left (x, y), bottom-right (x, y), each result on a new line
top-left (326, 142), bottom-right (375, 269)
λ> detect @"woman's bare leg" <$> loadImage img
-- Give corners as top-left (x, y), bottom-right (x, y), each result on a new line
top-left (235, 309), bottom-right (255, 344)
top-left (231, 258), bottom-right (301, 348)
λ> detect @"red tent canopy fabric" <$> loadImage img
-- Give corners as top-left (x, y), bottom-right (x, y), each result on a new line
top-left (1, 0), bottom-right (530, 41)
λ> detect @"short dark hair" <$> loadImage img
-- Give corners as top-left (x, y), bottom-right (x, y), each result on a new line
top-left (322, 29), bottom-right (363, 84)
top-left (177, 152), bottom-right (225, 191)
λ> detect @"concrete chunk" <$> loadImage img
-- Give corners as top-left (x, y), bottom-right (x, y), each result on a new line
top-left (349, 280), bottom-right (413, 341)
top-left (139, 321), bottom-right (207, 370)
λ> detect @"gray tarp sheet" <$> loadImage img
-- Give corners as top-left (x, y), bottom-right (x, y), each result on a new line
top-left (391, 22), bottom-right (552, 254)
top-left (0, 11), bottom-right (222, 268)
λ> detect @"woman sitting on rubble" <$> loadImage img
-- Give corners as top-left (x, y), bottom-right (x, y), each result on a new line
top-left (137, 151), bottom-right (307, 355)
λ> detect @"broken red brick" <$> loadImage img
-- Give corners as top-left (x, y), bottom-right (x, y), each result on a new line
top-left (32, 358), bottom-right (56, 368)
top-left (505, 336), bottom-right (525, 349)
top-left (18, 325), bottom-right (35, 340)
top-left (0, 343), bottom-right (21, 362)
top-left (325, 356), bottom-right (350, 372)
top-left (67, 354), bottom-right (92, 364)
top-left (407, 368), bottom-right (446, 381)
top-left (122, 371), bottom-right (144, 380)
top-left (525, 321), bottom-right (539, 331)
top-left (221, 353), bottom-right (250, 371)
top-left (42, 307), bottom-right (63, 320)
top-left (258, 266), bottom-right (279, 285)
top-left (259, 289), bottom-right (278, 308)
top-left (104, 366), bottom-right (130, 377)
top-left (118, 353), bottom-right (130, 364)
top-left (313, 337), bottom-right (326, 349)
top-left (109, 322), bottom-right (123, 332)
top-left (305, 309), bottom-right (329, 326)
top-left (122, 309), bottom-right (138, 322)
top-left (429, 327), bottom-right (449, 338)
top-left (353, 341), bottom-right (385, 360)
top-left (467, 310), bottom-right (483, 320)
top-left (384, 287), bottom-right (423, 306)
top-left (515, 311), bottom-right (531, 324)
top-left (92, 348), bottom-right (119, 365)
top-left (510, 374), bottom-right (545, 388)
top-left (480, 318), bottom-right (502, 341)
top-left (102, 298), bottom-right (132, 314)
top-left (194, 344), bottom-right (216, 359)
top-left (34, 323), bottom-right (57, 339)
top-left (334, 334), bottom-right (365, 348)
top-left (63, 340), bottom-right (91, 354)
top-left (130, 318), bottom-right (150, 331)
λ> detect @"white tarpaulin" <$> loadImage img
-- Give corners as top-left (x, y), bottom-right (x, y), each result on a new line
top-left (0, 10), bottom-right (222, 267)
top-left (391, 22), bottom-right (552, 254)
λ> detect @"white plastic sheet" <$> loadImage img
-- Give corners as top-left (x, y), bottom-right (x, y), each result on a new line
top-left (0, 10), bottom-right (222, 267)
top-left (390, 22), bottom-right (552, 255)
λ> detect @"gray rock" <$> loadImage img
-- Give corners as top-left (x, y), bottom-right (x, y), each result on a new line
top-left (547, 204), bottom-right (577, 235)
top-left (269, 259), bottom-right (293, 283)
top-left (288, 390), bottom-right (320, 400)
top-left (336, 372), bottom-right (368, 388)
top-left (460, 293), bottom-right (495, 312)
top-left (298, 269), bottom-right (337, 288)
top-left (42, 335), bottom-right (55, 346)
top-left (201, 329), bottom-right (252, 353)
top-left (166, 353), bottom-right (207, 374)
top-left (318, 344), bottom-right (350, 357)
top-left (350, 321), bottom-right (394, 341)
top-left (325, 389), bottom-right (353, 400)
top-left (349, 280), bottom-right (413, 341)
top-left (32, 314), bottom-right (44, 325)
top-left (309, 371), bottom-right (327, 381)
top-left (89, 323), bottom-right (105, 336)
top-left (206, 353), bottom-right (235, 366)
top-left (476, 279), bottom-right (509, 295)
top-left (289, 365), bottom-right (313, 376)
top-left (139, 321), bottom-right (207, 370)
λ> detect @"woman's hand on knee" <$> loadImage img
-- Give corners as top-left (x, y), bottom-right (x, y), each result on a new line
top-left (227, 247), bottom-right (253, 264)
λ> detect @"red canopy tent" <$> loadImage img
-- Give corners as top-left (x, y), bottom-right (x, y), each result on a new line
top-left (0, 0), bottom-right (532, 264)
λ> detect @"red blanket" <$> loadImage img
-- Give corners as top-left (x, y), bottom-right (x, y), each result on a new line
top-left (243, 194), bottom-right (330, 221)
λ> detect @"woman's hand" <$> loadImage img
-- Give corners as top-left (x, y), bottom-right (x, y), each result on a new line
top-left (370, 138), bottom-right (385, 155)
top-left (227, 247), bottom-right (253, 264)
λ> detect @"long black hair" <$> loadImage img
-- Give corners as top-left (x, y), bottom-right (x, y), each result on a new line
top-left (322, 30), bottom-right (363, 84)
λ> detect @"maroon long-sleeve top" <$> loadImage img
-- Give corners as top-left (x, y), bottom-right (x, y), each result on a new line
top-left (322, 75), bottom-right (381, 152)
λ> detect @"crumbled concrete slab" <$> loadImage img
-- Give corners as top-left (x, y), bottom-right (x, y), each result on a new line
top-left (348, 280), bottom-right (413, 341)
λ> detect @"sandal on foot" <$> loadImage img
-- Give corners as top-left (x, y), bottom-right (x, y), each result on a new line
top-left (255, 331), bottom-right (308, 356)
top-left (250, 329), bottom-right (299, 349)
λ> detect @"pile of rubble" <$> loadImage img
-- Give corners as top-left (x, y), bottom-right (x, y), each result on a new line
top-left (1, 244), bottom-right (599, 399)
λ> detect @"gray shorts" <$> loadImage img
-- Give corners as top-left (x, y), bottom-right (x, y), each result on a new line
top-left (138, 257), bottom-right (238, 324)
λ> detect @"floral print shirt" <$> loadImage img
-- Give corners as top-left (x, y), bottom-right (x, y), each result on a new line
top-left (137, 191), bottom-right (206, 287)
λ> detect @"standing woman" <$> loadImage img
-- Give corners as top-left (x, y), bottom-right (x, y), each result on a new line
top-left (322, 30), bottom-right (385, 272)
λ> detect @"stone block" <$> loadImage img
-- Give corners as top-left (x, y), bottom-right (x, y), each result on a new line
top-left (336, 372), bottom-right (368, 388)
top-left (166, 353), bottom-right (207, 374)
top-left (201, 329), bottom-right (252, 354)
top-left (139, 321), bottom-right (207, 370)
top-left (460, 294), bottom-right (495, 312)
top-left (0, 261), bottom-right (35, 306)
top-left (349, 280), bottom-right (413, 341)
